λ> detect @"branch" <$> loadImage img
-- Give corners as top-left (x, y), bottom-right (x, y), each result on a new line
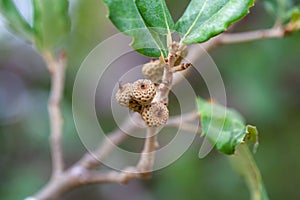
top-left (137, 127), bottom-right (158, 174)
top-left (174, 26), bottom-right (288, 85)
top-left (77, 113), bottom-right (140, 170)
top-left (42, 51), bottom-right (67, 179)
top-left (217, 26), bottom-right (286, 44)
top-left (78, 169), bottom-right (139, 184)
top-left (166, 111), bottom-right (201, 134)
top-left (84, 128), bottom-right (159, 184)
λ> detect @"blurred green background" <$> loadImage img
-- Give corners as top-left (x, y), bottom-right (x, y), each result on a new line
top-left (1, 0), bottom-right (300, 199)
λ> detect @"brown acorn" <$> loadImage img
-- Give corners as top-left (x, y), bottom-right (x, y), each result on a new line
top-left (115, 83), bottom-right (133, 107)
top-left (131, 79), bottom-right (156, 105)
top-left (141, 102), bottom-right (169, 127)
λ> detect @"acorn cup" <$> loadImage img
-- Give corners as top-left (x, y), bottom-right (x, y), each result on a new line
top-left (116, 79), bottom-right (169, 127)
top-left (141, 102), bottom-right (169, 127)
top-left (131, 79), bottom-right (156, 106)
top-left (115, 83), bottom-right (133, 107)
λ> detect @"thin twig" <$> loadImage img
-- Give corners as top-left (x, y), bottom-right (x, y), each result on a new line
top-left (78, 169), bottom-right (139, 184)
top-left (43, 51), bottom-right (67, 179)
top-left (81, 128), bottom-right (160, 185)
top-left (217, 27), bottom-right (286, 44)
top-left (173, 26), bottom-right (287, 85)
top-left (77, 113), bottom-right (140, 170)
top-left (167, 122), bottom-right (201, 134)
top-left (167, 111), bottom-right (200, 124)
top-left (137, 127), bottom-right (158, 174)
top-left (167, 111), bottom-right (201, 134)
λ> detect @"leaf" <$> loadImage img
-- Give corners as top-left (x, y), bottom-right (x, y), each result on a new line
top-left (197, 97), bottom-right (268, 199)
top-left (0, 0), bottom-right (34, 42)
top-left (103, 0), bottom-right (172, 57)
top-left (32, 0), bottom-right (70, 52)
top-left (263, 0), bottom-right (294, 22)
top-left (176, 0), bottom-right (254, 44)
top-left (135, 0), bottom-right (174, 34)
top-left (229, 144), bottom-right (269, 200)
top-left (196, 97), bottom-right (258, 154)
top-left (244, 125), bottom-right (259, 153)
top-left (285, 6), bottom-right (300, 31)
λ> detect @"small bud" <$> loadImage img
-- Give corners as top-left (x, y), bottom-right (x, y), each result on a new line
top-left (171, 63), bottom-right (191, 73)
top-left (142, 60), bottom-right (165, 84)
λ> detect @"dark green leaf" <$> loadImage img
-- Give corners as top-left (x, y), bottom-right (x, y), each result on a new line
top-left (229, 144), bottom-right (269, 200)
top-left (196, 97), bottom-right (258, 154)
top-left (176, 0), bottom-right (254, 44)
top-left (0, 0), bottom-right (34, 42)
top-left (32, 0), bottom-right (70, 51)
top-left (103, 0), bottom-right (170, 57)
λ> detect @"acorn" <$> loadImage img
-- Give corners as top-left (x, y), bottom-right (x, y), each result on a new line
top-left (142, 60), bottom-right (165, 84)
top-left (115, 83), bottom-right (133, 107)
top-left (141, 102), bottom-right (169, 127)
top-left (131, 79), bottom-right (156, 105)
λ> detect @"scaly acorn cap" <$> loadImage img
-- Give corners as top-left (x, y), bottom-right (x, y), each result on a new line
top-left (141, 102), bottom-right (169, 127)
top-left (131, 79), bottom-right (156, 105)
top-left (115, 83), bottom-right (132, 107)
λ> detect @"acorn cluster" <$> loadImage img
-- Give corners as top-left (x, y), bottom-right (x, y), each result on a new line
top-left (116, 43), bottom-right (190, 127)
top-left (116, 79), bottom-right (169, 127)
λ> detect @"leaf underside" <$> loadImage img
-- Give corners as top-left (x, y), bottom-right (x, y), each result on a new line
top-left (176, 0), bottom-right (254, 44)
top-left (136, 0), bottom-right (174, 34)
top-left (197, 97), bottom-right (268, 199)
top-left (0, 0), bottom-right (34, 42)
top-left (32, 0), bottom-right (70, 51)
top-left (196, 97), bottom-right (258, 155)
top-left (229, 144), bottom-right (269, 200)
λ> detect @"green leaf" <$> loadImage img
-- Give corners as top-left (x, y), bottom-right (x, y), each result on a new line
top-left (176, 0), bottom-right (254, 44)
top-left (197, 98), bottom-right (268, 199)
top-left (285, 6), bottom-right (300, 32)
top-left (135, 0), bottom-right (174, 34)
top-left (103, 0), bottom-right (171, 57)
top-left (32, 0), bottom-right (70, 52)
top-left (244, 125), bottom-right (259, 153)
top-left (0, 0), bottom-right (34, 42)
top-left (263, 0), bottom-right (294, 22)
top-left (229, 144), bottom-right (269, 200)
top-left (196, 97), bottom-right (258, 154)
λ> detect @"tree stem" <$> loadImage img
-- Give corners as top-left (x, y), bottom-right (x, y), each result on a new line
top-left (43, 51), bottom-right (66, 179)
